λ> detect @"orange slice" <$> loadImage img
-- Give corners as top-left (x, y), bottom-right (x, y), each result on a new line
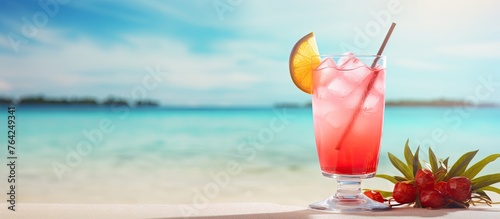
top-left (289, 32), bottom-right (321, 94)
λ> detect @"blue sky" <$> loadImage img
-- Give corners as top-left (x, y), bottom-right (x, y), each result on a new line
top-left (1, 0), bottom-right (500, 106)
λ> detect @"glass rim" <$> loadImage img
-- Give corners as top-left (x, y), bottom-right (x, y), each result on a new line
top-left (317, 54), bottom-right (386, 59)
top-left (313, 54), bottom-right (386, 70)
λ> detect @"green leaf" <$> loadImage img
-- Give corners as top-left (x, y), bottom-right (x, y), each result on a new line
top-left (438, 157), bottom-right (449, 172)
top-left (444, 150), bottom-right (478, 181)
top-left (482, 186), bottom-right (500, 196)
top-left (442, 157), bottom-right (449, 169)
top-left (462, 154), bottom-right (500, 179)
top-left (412, 146), bottom-right (421, 177)
top-left (388, 152), bottom-right (413, 180)
top-left (403, 139), bottom-right (414, 174)
top-left (375, 174), bottom-right (399, 184)
top-left (378, 190), bottom-right (393, 199)
top-left (472, 173), bottom-right (500, 190)
top-left (421, 160), bottom-right (432, 171)
top-left (474, 189), bottom-right (492, 201)
top-left (436, 157), bottom-right (449, 181)
top-left (394, 176), bottom-right (408, 182)
top-left (429, 147), bottom-right (438, 174)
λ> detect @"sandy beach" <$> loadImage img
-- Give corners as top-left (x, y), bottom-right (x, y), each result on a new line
top-left (7, 107), bottom-right (500, 208)
top-left (2, 201), bottom-right (500, 219)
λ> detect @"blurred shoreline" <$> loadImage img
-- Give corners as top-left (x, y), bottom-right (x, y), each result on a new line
top-left (1, 95), bottom-right (499, 108)
top-left (275, 99), bottom-right (499, 108)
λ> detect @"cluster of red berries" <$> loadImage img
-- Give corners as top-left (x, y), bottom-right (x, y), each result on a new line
top-left (393, 169), bottom-right (472, 208)
top-left (366, 143), bottom-right (500, 209)
top-left (364, 169), bottom-right (473, 208)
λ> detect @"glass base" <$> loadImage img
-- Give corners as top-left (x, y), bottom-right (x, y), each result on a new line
top-left (309, 173), bottom-right (390, 212)
top-left (309, 194), bottom-right (390, 212)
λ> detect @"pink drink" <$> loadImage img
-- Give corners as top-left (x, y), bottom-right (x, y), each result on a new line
top-left (311, 53), bottom-right (385, 175)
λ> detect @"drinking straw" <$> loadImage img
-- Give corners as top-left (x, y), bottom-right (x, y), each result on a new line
top-left (335, 22), bottom-right (396, 150)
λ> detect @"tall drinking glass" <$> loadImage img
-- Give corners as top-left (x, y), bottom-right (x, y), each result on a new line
top-left (309, 54), bottom-right (389, 211)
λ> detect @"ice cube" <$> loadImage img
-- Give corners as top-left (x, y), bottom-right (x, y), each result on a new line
top-left (337, 52), bottom-right (365, 69)
top-left (336, 52), bottom-right (356, 67)
top-left (324, 110), bottom-right (346, 129)
top-left (315, 86), bottom-right (333, 100)
top-left (312, 98), bottom-right (330, 117)
top-left (316, 57), bottom-right (336, 70)
top-left (313, 57), bottom-right (337, 88)
top-left (343, 66), bottom-right (371, 84)
top-left (327, 77), bottom-right (355, 97)
top-left (313, 66), bottom-right (337, 87)
top-left (362, 91), bottom-right (381, 112)
top-left (344, 87), bottom-right (364, 109)
top-left (312, 99), bottom-right (344, 129)
top-left (337, 52), bottom-right (371, 84)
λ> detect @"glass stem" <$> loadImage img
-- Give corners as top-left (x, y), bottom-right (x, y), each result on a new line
top-left (334, 178), bottom-right (363, 200)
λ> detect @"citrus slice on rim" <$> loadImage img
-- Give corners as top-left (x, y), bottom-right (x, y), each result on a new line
top-left (289, 32), bottom-right (321, 94)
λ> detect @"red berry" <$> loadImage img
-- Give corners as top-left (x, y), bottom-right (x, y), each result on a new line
top-left (447, 176), bottom-right (472, 201)
top-left (393, 181), bottom-right (417, 204)
top-left (415, 169), bottom-right (435, 191)
top-left (419, 189), bottom-right (448, 208)
top-left (434, 181), bottom-right (448, 195)
top-left (364, 190), bottom-right (384, 203)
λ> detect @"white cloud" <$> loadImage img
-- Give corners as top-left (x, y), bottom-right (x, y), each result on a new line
top-left (434, 41), bottom-right (500, 58)
top-left (168, 72), bottom-right (261, 90)
top-left (397, 0), bottom-right (498, 29)
top-left (0, 28), bottom-right (277, 104)
top-left (393, 58), bottom-right (450, 71)
top-left (2, 0), bottom-right (500, 105)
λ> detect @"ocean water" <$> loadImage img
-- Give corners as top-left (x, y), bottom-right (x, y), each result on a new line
top-left (1, 105), bottom-right (499, 205)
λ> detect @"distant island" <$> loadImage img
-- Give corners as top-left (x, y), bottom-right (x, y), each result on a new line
top-left (0, 95), bottom-right (159, 107)
top-left (273, 102), bottom-right (310, 108)
top-left (1, 95), bottom-right (498, 108)
top-left (385, 99), bottom-right (498, 107)
top-left (275, 99), bottom-right (499, 108)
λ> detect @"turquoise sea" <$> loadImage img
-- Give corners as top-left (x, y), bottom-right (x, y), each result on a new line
top-left (1, 105), bottom-right (499, 205)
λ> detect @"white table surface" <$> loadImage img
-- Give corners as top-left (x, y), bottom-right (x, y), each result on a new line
top-left (1, 202), bottom-right (500, 219)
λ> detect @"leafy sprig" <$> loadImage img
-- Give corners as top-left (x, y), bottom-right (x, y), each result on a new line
top-left (373, 139), bottom-right (500, 207)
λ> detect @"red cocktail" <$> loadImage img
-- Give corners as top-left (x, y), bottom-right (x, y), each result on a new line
top-left (309, 53), bottom-right (389, 211)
